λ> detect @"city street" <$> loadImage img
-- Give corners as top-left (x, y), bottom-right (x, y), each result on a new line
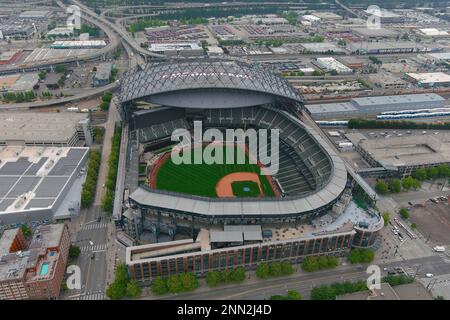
top-left (143, 255), bottom-right (450, 300)
top-left (65, 99), bottom-right (120, 300)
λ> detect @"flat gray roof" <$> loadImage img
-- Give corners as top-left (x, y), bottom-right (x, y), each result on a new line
top-left (0, 112), bottom-right (88, 144)
top-left (306, 102), bottom-right (357, 115)
top-left (210, 231), bottom-right (243, 243)
top-left (0, 146), bottom-right (88, 217)
top-left (352, 93), bottom-right (444, 107)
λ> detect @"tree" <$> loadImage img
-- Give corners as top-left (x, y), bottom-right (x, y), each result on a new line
top-left (55, 65), bottom-right (67, 74)
top-left (126, 281), bottom-right (142, 298)
top-left (151, 277), bottom-right (168, 295)
top-left (317, 256), bottom-right (329, 269)
top-left (287, 290), bottom-right (302, 300)
top-left (256, 263), bottom-right (270, 279)
top-left (206, 271), bottom-right (221, 287)
top-left (269, 262), bottom-right (282, 277)
top-left (411, 223), bottom-right (417, 229)
top-left (413, 167), bottom-right (428, 181)
top-left (388, 179), bottom-right (402, 193)
top-left (69, 245), bottom-right (81, 260)
top-left (400, 208), bottom-right (410, 220)
top-left (402, 176), bottom-right (419, 191)
top-left (347, 249), bottom-right (374, 264)
top-left (20, 224), bottom-right (32, 237)
top-left (167, 275), bottom-right (183, 294)
top-left (302, 256), bottom-right (319, 272)
top-left (375, 181), bottom-right (389, 194)
top-left (427, 167), bottom-right (439, 180)
top-left (178, 273), bottom-right (198, 292)
top-left (106, 281), bottom-right (126, 300)
top-left (280, 261), bottom-right (294, 275)
top-left (38, 71), bottom-right (47, 80)
top-left (383, 211), bottom-right (390, 227)
top-left (230, 267), bottom-right (246, 283)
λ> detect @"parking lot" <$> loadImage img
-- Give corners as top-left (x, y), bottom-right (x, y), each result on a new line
top-left (410, 201), bottom-right (450, 246)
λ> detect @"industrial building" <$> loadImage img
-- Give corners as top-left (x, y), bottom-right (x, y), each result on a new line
top-left (0, 50), bottom-right (22, 65)
top-left (349, 133), bottom-right (450, 175)
top-left (300, 42), bottom-right (346, 54)
top-left (24, 48), bottom-right (97, 63)
top-left (0, 112), bottom-right (92, 146)
top-left (315, 57), bottom-right (353, 74)
top-left (405, 72), bottom-right (450, 88)
top-left (147, 42), bottom-right (204, 57)
top-left (0, 146), bottom-right (89, 225)
top-left (92, 62), bottom-right (112, 87)
top-left (351, 27), bottom-right (399, 39)
top-left (46, 27), bottom-right (74, 39)
top-left (50, 40), bottom-right (107, 49)
top-left (305, 93), bottom-right (445, 119)
top-left (0, 224), bottom-right (70, 300)
top-left (417, 28), bottom-right (450, 38)
top-left (347, 41), bottom-right (435, 55)
top-left (369, 72), bottom-right (409, 90)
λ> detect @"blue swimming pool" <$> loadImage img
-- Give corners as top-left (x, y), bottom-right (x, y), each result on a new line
top-left (40, 262), bottom-right (49, 276)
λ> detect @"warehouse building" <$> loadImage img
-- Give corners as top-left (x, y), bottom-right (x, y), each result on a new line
top-left (92, 63), bottom-right (112, 87)
top-left (350, 134), bottom-right (450, 175)
top-left (0, 112), bottom-right (92, 147)
top-left (347, 41), bottom-right (436, 55)
top-left (300, 42), bottom-right (346, 54)
top-left (0, 50), bottom-right (22, 65)
top-left (0, 146), bottom-right (88, 225)
top-left (405, 72), bottom-right (450, 88)
top-left (147, 42), bottom-right (203, 57)
top-left (369, 72), bottom-right (409, 89)
top-left (305, 93), bottom-right (445, 119)
top-left (50, 40), bottom-right (106, 49)
top-left (315, 57), bottom-right (353, 74)
top-left (46, 27), bottom-right (74, 39)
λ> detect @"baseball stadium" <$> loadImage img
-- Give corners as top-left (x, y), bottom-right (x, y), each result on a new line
top-left (118, 59), bottom-right (348, 234)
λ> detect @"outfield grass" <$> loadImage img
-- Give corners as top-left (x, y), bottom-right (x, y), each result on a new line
top-left (231, 181), bottom-right (261, 197)
top-left (155, 146), bottom-right (275, 198)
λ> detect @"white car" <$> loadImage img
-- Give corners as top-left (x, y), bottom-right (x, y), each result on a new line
top-left (89, 241), bottom-right (94, 246)
top-left (426, 273), bottom-right (434, 278)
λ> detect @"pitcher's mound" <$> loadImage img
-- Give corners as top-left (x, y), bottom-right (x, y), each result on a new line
top-left (216, 172), bottom-right (263, 198)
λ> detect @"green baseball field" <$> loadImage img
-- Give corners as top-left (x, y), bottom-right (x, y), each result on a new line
top-left (155, 146), bottom-right (275, 198)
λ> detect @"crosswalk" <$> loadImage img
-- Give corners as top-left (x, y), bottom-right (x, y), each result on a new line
top-left (81, 222), bottom-right (108, 231)
top-left (72, 292), bottom-right (105, 300)
top-left (80, 244), bottom-right (107, 253)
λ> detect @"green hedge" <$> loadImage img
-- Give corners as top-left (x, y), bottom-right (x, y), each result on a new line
top-left (347, 249), bottom-right (374, 264)
top-left (301, 256), bottom-right (339, 272)
top-left (256, 261), bottom-right (294, 279)
top-left (101, 125), bottom-right (122, 213)
top-left (205, 267), bottom-right (246, 287)
top-left (81, 150), bottom-right (101, 209)
top-left (311, 280), bottom-right (368, 300)
top-left (151, 273), bottom-right (198, 295)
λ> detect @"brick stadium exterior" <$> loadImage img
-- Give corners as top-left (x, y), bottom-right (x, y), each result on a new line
top-left (118, 59), bottom-right (382, 282)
